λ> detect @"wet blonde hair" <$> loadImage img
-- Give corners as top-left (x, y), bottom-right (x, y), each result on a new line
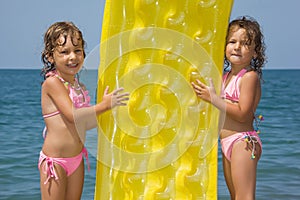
top-left (41, 21), bottom-right (86, 79)
top-left (225, 16), bottom-right (267, 77)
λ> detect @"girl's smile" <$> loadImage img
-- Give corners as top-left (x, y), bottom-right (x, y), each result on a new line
top-left (225, 28), bottom-right (256, 70)
top-left (50, 34), bottom-right (84, 82)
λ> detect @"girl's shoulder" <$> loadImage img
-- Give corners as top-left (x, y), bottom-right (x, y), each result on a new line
top-left (43, 76), bottom-right (59, 87)
top-left (42, 76), bottom-right (68, 93)
top-left (241, 70), bottom-right (260, 85)
top-left (244, 70), bottom-right (259, 79)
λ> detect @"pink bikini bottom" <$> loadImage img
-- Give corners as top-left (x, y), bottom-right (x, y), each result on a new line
top-left (38, 147), bottom-right (90, 184)
top-left (221, 131), bottom-right (262, 161)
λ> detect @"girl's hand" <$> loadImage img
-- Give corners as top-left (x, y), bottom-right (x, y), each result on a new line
top-left (102, 86), bottom-right (130, 109)
top-left (192, 78), bottom-right (217, 103)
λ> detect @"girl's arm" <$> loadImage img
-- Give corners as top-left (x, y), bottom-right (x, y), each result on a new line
top-left (192, 71), bottom-right (259, 122)
top-left (43, 76), bottom-right (76, 123)
top-left (74, 86), bottom-right (129, 131)
top-left (44, 77), bottom-right (129, 127)
top-left (94, 86), bottom-right (129, 115)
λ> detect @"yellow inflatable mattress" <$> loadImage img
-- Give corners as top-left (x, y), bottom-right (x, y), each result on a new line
top-left (95, 0), bottom-right (233, 199)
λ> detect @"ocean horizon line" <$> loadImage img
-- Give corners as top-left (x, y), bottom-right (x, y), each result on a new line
top-left (0, 67), bottom-right (299, 71)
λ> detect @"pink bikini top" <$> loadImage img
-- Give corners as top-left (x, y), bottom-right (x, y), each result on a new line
top-left (221, 68), bottom-right (247, 102)
top-left (43, 71), bottom-right (91, 119)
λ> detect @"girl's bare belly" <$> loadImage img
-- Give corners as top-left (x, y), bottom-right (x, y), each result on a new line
top-left (42, 128), bottom-right (83, 157)
top-left (220, 115), bottom-right (254, 139)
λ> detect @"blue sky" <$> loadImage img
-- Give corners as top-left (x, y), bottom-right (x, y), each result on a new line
top-left (1, 0), bottom-right (299, 70)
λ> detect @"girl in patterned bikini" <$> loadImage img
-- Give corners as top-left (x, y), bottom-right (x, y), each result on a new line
top-left (38, 21), bottom-right (129, 200)
top-left (192, 16), bottom-right (266, 200)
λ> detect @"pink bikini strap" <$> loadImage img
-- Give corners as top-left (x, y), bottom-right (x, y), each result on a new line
top-left (231, 69), bottom-right (247, 88)
top-left (42, 127), bottom-right (47, 139)
top-left (237, 68), bottom-right (247, 78)
top-left (82, 147), bottom-right (90, 171)
top-left (223, 68), bottom-right (247, 82)
top-left (43, 157), bottom-right (59, 185)
top-left (43, 110), bottom-right (60, 118)
top-left (45, 70), bottom-right (75, 88)
top-left (223, 71), bottom-right (229, 81)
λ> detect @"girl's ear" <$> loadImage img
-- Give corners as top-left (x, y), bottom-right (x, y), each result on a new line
top-left (47, 55), bottom-right (54, 64)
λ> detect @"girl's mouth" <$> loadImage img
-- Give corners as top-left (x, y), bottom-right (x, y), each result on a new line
top-left (67, 63), bottom-right (78, 68)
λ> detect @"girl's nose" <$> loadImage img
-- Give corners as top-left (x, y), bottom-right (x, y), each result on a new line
top-left (234, 42), bottom-right (241, 50)
top-left (69, 51), bottom-right (76, 59)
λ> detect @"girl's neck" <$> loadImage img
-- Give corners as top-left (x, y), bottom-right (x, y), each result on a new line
top-left (56, 71), bottom-right (76, 85)
top-left (230, 64), bottom-right (249, 75)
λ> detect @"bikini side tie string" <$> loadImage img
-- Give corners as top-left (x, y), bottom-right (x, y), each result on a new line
top-left (43, 157), bottom-right (58, 184)
top-left (244, 133), bottom-right (259, 159)
top-left (82, 147), bottom-right (90, 171)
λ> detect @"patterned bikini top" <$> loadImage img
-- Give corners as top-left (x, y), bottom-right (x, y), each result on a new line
top-left (221, 68), bottom-right (264, 133)
top-left (43, 71), bottom-right (91, 119)
top-left (221, 68), bottom-right (247, 102)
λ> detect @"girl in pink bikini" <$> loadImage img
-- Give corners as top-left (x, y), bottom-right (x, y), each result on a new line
top-left (38, 22), bottom-right (129, 200)
top-left (192, 16), bottom-right (266, 200)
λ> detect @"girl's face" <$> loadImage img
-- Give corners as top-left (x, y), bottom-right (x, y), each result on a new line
top-left (225, 28), bottom-right (257, 69)
top-left (50, 34), bottom-right (84, 79)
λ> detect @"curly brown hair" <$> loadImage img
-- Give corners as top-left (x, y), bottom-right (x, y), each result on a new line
top-left (225, 16), bottom-right (267, 77)
top-left (41, 21), bottom-right (86, 79)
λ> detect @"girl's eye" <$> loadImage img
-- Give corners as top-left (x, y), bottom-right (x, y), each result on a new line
top-left (240, 39), bottom-right (251, 46)
top-left (59, 50), bottom-right (67, 54)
